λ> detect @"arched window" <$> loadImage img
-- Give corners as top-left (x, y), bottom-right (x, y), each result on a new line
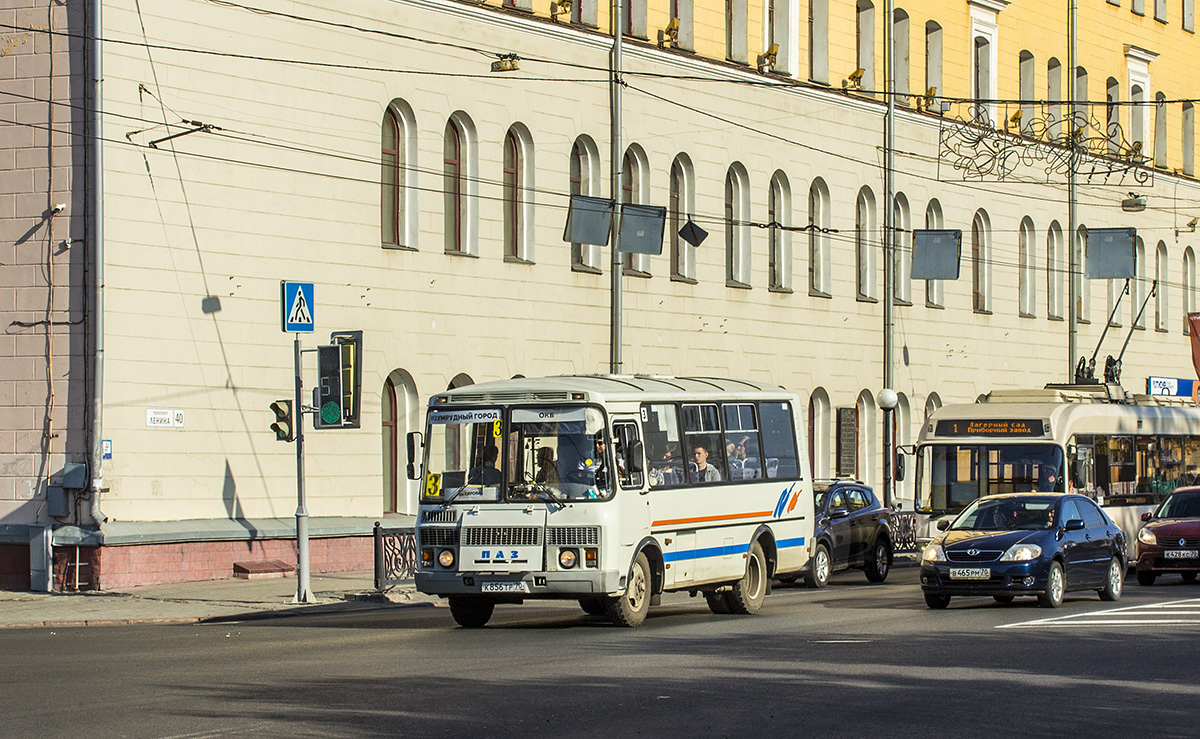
top-left (1155, 92), bottom-right (1168, 168)
top-left (971, 210), bottom-right (990, 313)
top-left (925, 21), bottom-right (942, 103)
top-left (443, 113), bottom-right (478, 255)
top-left (1074, 66), bottom-right (1088, 137)
top-left (571, 0), bottom-right (598, 27)
top-left (1019, 51), bottom-right (1035, 132)
top-left (502, 124), bottom-right (534, 263)
top-left (972, 35), bottom-right (991, 123)
top-left (725, 163), bottom-right (751, 287)
top-left (768, 170), bottom-right (792, 291)
top-left (856, 0), bottom-right (875, 94)
top-left (1047, 58), bottom-right (1063, 140)
top-left (856, 390), bottom-right (877, 486)
top-left (1184, 102), bottom-right (1195, 176)
top-left (1106, 77), bottom-right (1120, 155)
top-left (1075, 225), bottom-right (1089, 323)
top-left (1048, 221), bottom-right (1064, 319)
top-left (381, 100), bottom-right (417, 249)
top-left (809, 178), bottom-right (831, 296)
top-left (621, 145), bottom-right (651, 277)
top-left (570, 135), bottom-right (602, 272)
top-left (892, 192), bottom-right (911, 304)
top-left (893, 10), bottom-right (909, 103)
top-left (807, 388), bottom-right (831, 479)
top-left (856, 186), bottom-right (877, 301)
top-left (809, 0), bottom-right (829, 84)
top-left (1132, 236), bottom-right (1146, 329)
top-left (1130, 84), bottom-right (1146, 150)
top-left (382, 370), bottom-right (420, 515)
top-left (726, 0), bottom-right (748, 63)
top-left (1156, 241), bottom-right (1169, 331)
top-left (670, 154), bottom-right (697, 282)
top-left (1019, 217), bottom-right (1036, 317)
top-left (924, 199), bottom-right (943, 307)
top-left (623, 0), bottom-right (648, 38)
top-left (1185, 247), bottom-right (1197, 334)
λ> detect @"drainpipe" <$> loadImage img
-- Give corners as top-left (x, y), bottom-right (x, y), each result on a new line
top-left (88, 0), bottom-right (106, 525)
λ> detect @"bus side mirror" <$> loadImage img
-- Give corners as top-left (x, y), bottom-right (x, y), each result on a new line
top-left (628, 440), bottom-right (644, 474)
top-left (894, 455), bottom-right (906, 482)
top-left (406, 432), bottom-right (423, 480)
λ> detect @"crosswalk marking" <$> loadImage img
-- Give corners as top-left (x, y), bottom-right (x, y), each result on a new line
top-left (998, 597), bottom-right (1200, 629)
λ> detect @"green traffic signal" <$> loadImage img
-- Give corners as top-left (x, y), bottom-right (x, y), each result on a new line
top-left (270, 399), bottom-right (294, 442)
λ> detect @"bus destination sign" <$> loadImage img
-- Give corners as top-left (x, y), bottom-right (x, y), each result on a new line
top-left (935, 419), bottom-right (1046, 437)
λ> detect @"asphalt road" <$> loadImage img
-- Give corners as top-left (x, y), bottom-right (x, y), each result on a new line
top-left (5, 566), bottom-right (1199, 738)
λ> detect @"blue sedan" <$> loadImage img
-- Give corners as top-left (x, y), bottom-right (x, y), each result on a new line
top-left (920, 493), bottom-right (1126, 609)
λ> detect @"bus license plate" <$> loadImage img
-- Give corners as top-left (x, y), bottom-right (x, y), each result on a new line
top-left (481, 582), bottom-right (529, 593)
top-left (949, 567), bottom-right (991, 580)
top-left (1164, 550), bottom-right (1199, 559)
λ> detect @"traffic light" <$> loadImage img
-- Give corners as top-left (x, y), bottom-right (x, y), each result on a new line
top-left (270, 399), bottom-right (294, 442)
top-left (313, 344), bottom-right (343, 429)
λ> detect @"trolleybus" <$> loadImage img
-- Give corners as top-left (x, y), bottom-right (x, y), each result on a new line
top-left (408, 375), bottom-right (815, 627)
top-left (914, 384), bottom-right (1200, 550)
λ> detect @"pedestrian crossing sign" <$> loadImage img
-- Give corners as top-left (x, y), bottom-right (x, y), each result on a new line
top-left (281, 281), bottom-right (315, 333)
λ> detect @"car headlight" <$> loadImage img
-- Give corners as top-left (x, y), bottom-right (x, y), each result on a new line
top-left (921, 543), bottom-right (945, 563)
top-left (437, 549), bottom-right (455, 568)
top-left (999, 543), bottom-right (1042, 562)
top-left (559, 549), bottom-right (578, 569)
top-left (1137, 528), bottom-right (1157, 545)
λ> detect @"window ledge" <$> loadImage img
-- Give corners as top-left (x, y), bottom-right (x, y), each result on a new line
top-left (769, 285), bottom-right (794, 295)
top-left (727, 280), bottom-right (752, 290)
top-left (671, 274), bottom-right (698, 285)
top-left (973, 309), bottom-right (993, 315)
top-left (572, 263), bottom-right (603, 275)
top-left (1019, 311), bottom-right (1036, 319)
top-left (626, 269), bottom-right (651, 279)
top-left (503, 256), bottom-right (534, 265)
top-left (926, 302), bottom-right (945, 310)
top-left (1048, 315), bottom-right (1064, 322)
top-left (857, 295), bottom-right (879, 304)
top-left (893, 298), bottom-right (912, 307)
top-left (810, 289), bottom-right (832, 299)
top-left (445, 249), bottom-right (478, 258)
top-left (382, 243), bottom-right (417, 252)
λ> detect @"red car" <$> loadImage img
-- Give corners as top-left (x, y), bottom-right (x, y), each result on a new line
top-left (1134, 486), bottom-right (1200, 586)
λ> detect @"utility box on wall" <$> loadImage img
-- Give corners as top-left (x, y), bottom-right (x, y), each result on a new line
top-left (29, 525), bottom-right (52, 592)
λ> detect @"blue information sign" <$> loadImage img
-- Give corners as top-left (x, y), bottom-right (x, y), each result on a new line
top-left (281, 281), bottom-right (315, 333)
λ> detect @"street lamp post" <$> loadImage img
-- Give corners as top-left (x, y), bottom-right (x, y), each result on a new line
top-left (877, 388), bottom-right (898, 509)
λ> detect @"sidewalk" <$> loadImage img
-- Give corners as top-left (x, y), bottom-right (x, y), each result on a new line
top-left (0, 571), bottom-right (433, 629)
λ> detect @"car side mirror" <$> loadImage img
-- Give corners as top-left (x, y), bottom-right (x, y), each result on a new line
top-left (1064, 518), bottom-right (1085, 532)
top-left (1141, 511), bottom-right (1154, 522)
top-left (830, 507), bottom-right (849, 519)
top-left (936, 519), bottom-right (950, 531)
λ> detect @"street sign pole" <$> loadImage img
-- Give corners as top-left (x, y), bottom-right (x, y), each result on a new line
top-left (293, 334), bottom-right (315, 603)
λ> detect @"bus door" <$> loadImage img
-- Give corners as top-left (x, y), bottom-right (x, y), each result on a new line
top-left (611, 417), bottom-right (650, 551)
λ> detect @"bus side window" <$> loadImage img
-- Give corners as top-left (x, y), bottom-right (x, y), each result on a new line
top-left (613, 420), bottom-right (643, 490)
top-left (760, 402), bottom-right (801, 480)
top-left (642, 404), bottom-right (685, 487)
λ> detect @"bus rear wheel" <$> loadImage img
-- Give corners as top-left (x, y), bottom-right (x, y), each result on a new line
top-left (448, 596), bottom-right (494, 628)
top-left (728, 541), bottom-right (768, 614)
top-left (607, 552), bottom-right (651, 627)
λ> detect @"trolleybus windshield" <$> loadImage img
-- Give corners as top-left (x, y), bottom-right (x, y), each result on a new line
top-left (917, 443), bottom-right (1065, 514)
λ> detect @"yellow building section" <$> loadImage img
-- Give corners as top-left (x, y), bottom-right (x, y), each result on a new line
top-left (516, 0), bottom-right (1198, 172)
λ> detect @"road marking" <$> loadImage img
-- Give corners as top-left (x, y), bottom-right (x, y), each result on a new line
top-left (998, 597), bottom-right (1200, 629)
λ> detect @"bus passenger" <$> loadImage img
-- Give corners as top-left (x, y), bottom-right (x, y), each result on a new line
top-left (693, 444), bottom-right (722, 483)
top-left (535, 447), bottom-right (559, 484)
top-left (468, 444), bottom-right (502, 485)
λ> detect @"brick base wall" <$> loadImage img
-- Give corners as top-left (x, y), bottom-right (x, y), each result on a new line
top-left (0, 536), bottom-right (373, 591)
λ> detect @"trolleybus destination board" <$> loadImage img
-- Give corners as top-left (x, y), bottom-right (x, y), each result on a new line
top-left (934, 419), bottom-right (1046, 437)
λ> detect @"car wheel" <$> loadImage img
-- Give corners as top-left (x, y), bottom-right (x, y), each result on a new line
top-left (1137, 571), bottom-right (1157, 586)
top-left (448, 596), bottom-right (495, 628)
top-left (993, 595), bottom-right (1015, 604)
top-left (1037, 561), bottom-right (1065, 608)
top-left (864, 538), bottom-right (891, 583)
top-left (804, 544), bottom-right (831, 589)
top-left (728, 541), bottom-right (768, 614)
top-left (924, 593), bottom-right (951, 609)
top-left (606, 552), bottom-right (651, 627)
top-left (1182, 572), bottom-right (1198, 583)
top-left (1098, 557), bottom-right (1123, 602)
top-left (579, 598), bottom-right (608, 616)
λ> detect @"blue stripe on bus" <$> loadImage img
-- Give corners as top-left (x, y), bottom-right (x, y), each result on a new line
top-left (662, 537), bottom-right (805, 562)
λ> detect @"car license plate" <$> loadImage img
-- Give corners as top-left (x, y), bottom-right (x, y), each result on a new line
top-left (1164, 550), bottom-right (1199, 559)
top-left (481, 582), bottom-right (529, 593)
top-left (949, 567), bottom-right (991, 580)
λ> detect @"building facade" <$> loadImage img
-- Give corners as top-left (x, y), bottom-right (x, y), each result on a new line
top-left (2, 0), bottom-right (1199, 589)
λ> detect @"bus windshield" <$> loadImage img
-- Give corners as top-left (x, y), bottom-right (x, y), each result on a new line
top-left (423, 406), bottom-right (611, 504)
top-left (917, 443), bottom-right (1065, 514)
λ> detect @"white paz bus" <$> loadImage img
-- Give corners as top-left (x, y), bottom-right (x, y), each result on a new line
top-left (408, 375), bottom-right (815, 627)
top-left (914, 383), bottom-right (1200, 549)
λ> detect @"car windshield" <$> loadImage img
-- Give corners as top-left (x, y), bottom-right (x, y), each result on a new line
top-left (950, 497), bottom-right (1057, 531)
top-left (1158, 491), bottom-right (1200, 518)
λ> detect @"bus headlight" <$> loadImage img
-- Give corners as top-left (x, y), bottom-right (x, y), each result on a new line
top-left (559, 549), bottom-right (579, 569)
top-left (999, 543), bottom-right (1042, 562)
top-left (1137, 528), bottom-right (1157, 546)
top-left (921, 543), bottom-right (945, 563)
top-left (438, 549), bottom-right (455, 568)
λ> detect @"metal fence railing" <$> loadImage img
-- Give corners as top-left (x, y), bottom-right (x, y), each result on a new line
top-left (373, 523), bottom-right (416, 591)
top-left (892, 511), bottom-right (918, 553)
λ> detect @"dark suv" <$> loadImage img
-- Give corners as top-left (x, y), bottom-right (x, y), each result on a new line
top-left (800, 480), bottom-right (893, 587)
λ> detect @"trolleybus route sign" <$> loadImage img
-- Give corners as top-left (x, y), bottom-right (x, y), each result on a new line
top-left (935, 419), bottom-right (1046, 437)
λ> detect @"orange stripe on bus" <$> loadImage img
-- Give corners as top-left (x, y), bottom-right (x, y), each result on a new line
top-left (652, 511), bottom-right (773, 527)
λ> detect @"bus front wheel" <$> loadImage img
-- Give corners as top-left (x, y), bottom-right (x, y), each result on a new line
top-left (728, 541), bottom-right (768, 615)
top-left (607, 552), bottom-right (651, 627)
top-left (448, 595), bottom-right (494, 628)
